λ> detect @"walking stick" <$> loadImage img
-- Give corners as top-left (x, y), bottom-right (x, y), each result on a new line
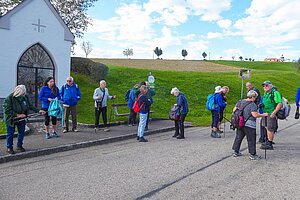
top-left (13, 109), bottom-right (59, 123)
top-left (223, 111), bottom-right (226, 138)
top-left (264, 116), bottom-right (267, 159)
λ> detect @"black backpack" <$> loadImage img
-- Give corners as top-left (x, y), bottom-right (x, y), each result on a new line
top-left (230, 101), bottom-right (252, 130)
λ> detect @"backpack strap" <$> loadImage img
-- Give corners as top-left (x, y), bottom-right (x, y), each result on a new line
top-left (242, 101), bottom-right (253, 124)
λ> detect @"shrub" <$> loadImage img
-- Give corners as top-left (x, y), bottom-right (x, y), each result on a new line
top-left (71, 57), bottom-right (109, 82)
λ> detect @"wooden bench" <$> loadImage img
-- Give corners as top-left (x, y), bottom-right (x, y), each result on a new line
top-left (110, 103), bottom-right (154, 121)
top-left (111, 103), bottom-right (130, 120)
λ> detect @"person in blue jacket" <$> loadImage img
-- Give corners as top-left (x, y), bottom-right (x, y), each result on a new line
top-left (211, 86), bottom-right (227, 138)
top-left (296, 86), bottom-right (300, 109)
top-left (60, 76), bottom-right (81, 133)
top-left (39, 77), bottom-right (61, 139)
top-left (171, 87), bottom-right (189, 139)
top-left (127, 84), bottom-right (139, 126)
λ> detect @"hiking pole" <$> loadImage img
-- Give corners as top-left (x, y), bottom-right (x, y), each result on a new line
top-left (264, 116), bottom-right (267, 159)
top-left (13, 109), bottom-right (59, 123)
top-left (223, 111), bottom-right (226, 138)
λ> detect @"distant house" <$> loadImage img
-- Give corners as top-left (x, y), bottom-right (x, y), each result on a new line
top-left (0, 0), bottom-right (74, 117)
top-left (264, 54), bottom-right (285, 62)
top-left (264, 58), bottom-right (280, 62)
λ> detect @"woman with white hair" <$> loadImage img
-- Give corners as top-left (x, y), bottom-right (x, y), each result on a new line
top-left (231, 90), bottom-right (268, 160)
top-left (210, 86), bottom-right (227, 138)
top-left (3, 85), bottom-right (44, 154)
top-left (170, 87), bottom-right (189, 139)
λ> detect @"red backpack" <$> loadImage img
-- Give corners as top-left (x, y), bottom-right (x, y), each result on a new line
top-left (132, 95), bottom-right (144, 113)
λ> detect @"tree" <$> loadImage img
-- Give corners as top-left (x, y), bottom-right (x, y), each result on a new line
top-left (1, 0), bottom-right (98, 38)
top-left (81, 41), bottom-right (93, 58)
top-left (239, 56), bottom-right (243, 61)
top-left (154, 47), bottom-right (163, 59)
top-left (245, 58), bottom-right (248, 61)
top-left (181, 49), bottom-right (188, 60)
top-left (123, 48), bottom-right (133, 59)
top-left (232, 56), bottom-right (235, 60)
top-left (249, 58), bottom-right (252, 61)
top-left (202, 52), bottom-right (207, 60)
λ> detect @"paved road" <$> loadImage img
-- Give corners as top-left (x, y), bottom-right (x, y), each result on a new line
top-left (0, 118), bottom-right (299, 200)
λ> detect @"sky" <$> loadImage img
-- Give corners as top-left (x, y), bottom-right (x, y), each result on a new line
top-left (73, 0), bottom-right (300, 61)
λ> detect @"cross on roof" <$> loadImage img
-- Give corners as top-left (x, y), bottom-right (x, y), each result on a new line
top-left (32, 19), bottom-right (46, 32)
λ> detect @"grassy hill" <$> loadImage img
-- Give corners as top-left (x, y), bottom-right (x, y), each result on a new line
top-left (74, 59), bottom-right (299, 126)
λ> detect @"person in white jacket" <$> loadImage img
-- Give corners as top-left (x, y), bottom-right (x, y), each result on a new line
top-left (93, 80), bottom-right (116, 132)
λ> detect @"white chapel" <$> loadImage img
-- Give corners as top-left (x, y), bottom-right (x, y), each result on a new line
top-left (0, 0), bottom-right (74, 115)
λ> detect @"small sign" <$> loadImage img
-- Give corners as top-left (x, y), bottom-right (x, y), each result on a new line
top-left (148, 73), bottom-right (155, 88)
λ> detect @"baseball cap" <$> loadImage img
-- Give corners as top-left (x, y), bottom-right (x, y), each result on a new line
top-left (262, 80), bottom-right (272, 86)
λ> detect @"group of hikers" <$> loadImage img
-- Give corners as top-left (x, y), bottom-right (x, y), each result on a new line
top-left (2, 76), bottom-right (300, 159)
top-left (208, 80), bottom-right (299, 160)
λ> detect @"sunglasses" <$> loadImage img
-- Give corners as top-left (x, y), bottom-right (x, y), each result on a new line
top-left (67, 80), bottom-right (72, 82)
top-left (263, 84), bottom-right (269, 87)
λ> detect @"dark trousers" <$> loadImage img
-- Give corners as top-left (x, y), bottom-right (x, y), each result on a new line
top-left (42, 108), bottom-right (57, 126)
top-left (128, 108), bottom-right (137, 125)
top-left (219, 107), bottom-right (224, 123)
top-left (95, 107), bottom-right (107, 128)
top-left (259, 118), bottom-right (267, 142)
top-left (232, 126), bottom-right (257, 155)
top-left (175, 114), bottom-right (186, 137)
top-left (63, 105), bottom-right (77, 131)
top-left (211, 110), bottom-right (219, 128)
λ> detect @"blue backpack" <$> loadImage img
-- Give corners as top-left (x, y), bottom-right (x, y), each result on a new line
top-left (48, 99), bottom-right (64, 127)
top-left (206, 93), bottom-right (218, 111)
top-left (125, 89), bottom-right (131, 102)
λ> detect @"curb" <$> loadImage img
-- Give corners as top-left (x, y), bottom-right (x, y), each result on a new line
top-left (0, 124), bottom-right (193, 164)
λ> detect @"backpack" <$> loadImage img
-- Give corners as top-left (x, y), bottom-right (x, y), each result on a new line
top-left (132, 95), bottom-right (144, 113)
top-left (169, 104), bottom-right (180, 121)
top-left (48, 99), bottom-right (64, 127)
top-left (125, 89), bottom-right (131, 102)
top-left (206, 93), bottom-right (218, 111)
top-left (61, 84), bottom-right (79, 97)
top-left (276, 97), bottom-right (291, 120)
top-left (230, 101), bottom-right (252, 130)
top-left (270, 88), bottom-right (290, 120)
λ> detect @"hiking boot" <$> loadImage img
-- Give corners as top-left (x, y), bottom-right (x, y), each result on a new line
top-left (137, 136), bottom-right (140, 140)
top-left (17, 146), bottom-right (26, 152)
top-left (249, 154), bottom-right (261, 160)
top-left (52, 132), bottom-right (59, 138)
top-left (103, 127), bottom-right (110, 132)
top-left (72, 128), bottom-right (78, 132)
top-left (144, 127), bottom-right (149, 131)
top-left (7, 148), bottom-right (15, 155)
top-left (172, 133), bottom-right (179, 138)
top-left (232, 152), bottom-right (242, 157)
top-left (211, 132), bottom-right (221, 138)
top-left (139, 137), bottom-right (148, 142)
top-left (63, 129), bottom-right (68, 133)
top-left (176, 136), bottom-right (185, 139)
top-left (258, 138), bottom-right (265, 143)
top-left (216, 129), bottom-right (224, 133)
top-left (46, 133), bottom-right (51, 139)
top-left (260, 143), bottom-right (273, 150)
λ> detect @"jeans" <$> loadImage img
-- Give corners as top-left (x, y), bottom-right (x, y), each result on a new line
top-left (232, 126), bottom-right (257, 155)
top-left (6, 120), bottom-right (26, 149)
top-left (95, 107), bottom-right (107, 128)
top-left (138, 113), bottom-right (148, 138)
top-left (63, 105), bottom-right (77, 130)
top-left (211, 110), bottom-right (219, 128)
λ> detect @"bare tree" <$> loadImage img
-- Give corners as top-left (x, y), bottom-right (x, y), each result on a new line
top-left (81, 41), bottom-right (93, 58)
top-left (123, 48), bottom-right (133, 58)
top-left (1, 0), bottom-right (98, 38)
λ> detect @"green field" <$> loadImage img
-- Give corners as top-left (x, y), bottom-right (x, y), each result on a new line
top-left (1, 60), bottom-right (299, 135)
top-left (75, 60), bottom-right (300, 126)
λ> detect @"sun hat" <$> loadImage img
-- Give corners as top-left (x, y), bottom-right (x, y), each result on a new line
top-left (214, 86), bottom-right (222, 93)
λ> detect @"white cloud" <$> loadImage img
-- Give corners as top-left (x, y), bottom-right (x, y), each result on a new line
top-left (217, 19), bottom-right (232, 29)
top-left (233, 0), bottom-right (300, 49)
top-left (206, 32), bottom-right (223, 39)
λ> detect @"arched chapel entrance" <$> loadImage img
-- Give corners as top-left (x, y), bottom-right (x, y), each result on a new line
top-left (17, 43), bottom-right (55, 107)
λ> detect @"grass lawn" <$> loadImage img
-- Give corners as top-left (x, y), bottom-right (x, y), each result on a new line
top-left (74, 63), bottom-right (300, 127)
